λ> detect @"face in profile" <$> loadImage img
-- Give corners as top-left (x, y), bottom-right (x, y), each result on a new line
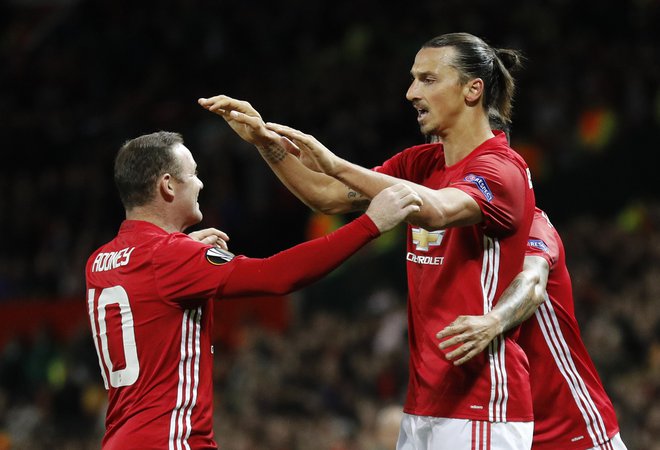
top-left (406, 46), bottom-right (467, 136)
top-left (170, 144), bottom-right (204, 231)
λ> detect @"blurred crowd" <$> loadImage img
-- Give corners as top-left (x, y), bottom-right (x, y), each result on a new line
top-left (1, 0), bottom-right (659, 448)
top-left (1, 206), bottom-right (659, 449)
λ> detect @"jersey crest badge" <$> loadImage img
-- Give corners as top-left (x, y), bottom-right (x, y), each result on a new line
top-left (411, 228), bottom-right (445, 251)
top-left (528, 239), bottom-right (550, 253)
top-left (205, 247), bottom-right (235, 265)
top-left (464, 174), bottom-right (493, 202)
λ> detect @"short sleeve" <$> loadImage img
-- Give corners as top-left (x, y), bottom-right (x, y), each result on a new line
top-left (526, 210), bottom-right (560, 269)
top-left (450, 152), bottom-right (530, 237)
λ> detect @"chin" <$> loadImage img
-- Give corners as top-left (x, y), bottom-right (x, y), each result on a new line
top-left (420, 125), bottom-right (435, 136)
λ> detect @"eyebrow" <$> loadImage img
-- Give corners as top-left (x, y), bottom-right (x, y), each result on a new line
top-left (410, 69), bottom-right (435, 78)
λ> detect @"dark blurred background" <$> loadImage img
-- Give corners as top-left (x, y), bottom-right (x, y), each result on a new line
top-left (1, 0), bottom-right (659, 448)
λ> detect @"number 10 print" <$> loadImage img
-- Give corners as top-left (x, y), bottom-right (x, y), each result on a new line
top-left (87, 286), bottom-right (140, 389)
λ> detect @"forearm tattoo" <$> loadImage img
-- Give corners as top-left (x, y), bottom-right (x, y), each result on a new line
top-left (259, 144), bottom-right (287, 164)
top-left (498, 277), bottom-right (538, 331)
top-left (347, 189), bottom-right (370, 211)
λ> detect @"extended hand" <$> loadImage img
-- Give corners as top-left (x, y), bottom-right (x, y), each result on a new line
top-left (198, 95), bottom-right (279, 146)
top-left (436, 315), bottom-right (502, 365)
top-left (265, 122), bottom-right (341, 176)
top-left (366, 184), bottom-right (422, 233)
top-left (188, 228), bottom-right (230, 250)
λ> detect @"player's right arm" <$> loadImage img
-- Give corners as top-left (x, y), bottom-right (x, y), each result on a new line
top-left (198, 95), bottom-right (364, 214)
top-left (220, 184), bottom-right (420, 297)
top-left (436, 255), bottom-right (549, 365)
top-left (155, 184), bottom-right (420, 302)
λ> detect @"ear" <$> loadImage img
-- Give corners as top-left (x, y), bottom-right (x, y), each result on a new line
top-left (464, 78), bottom-right (484, 105)
top-left (159, 174), bottom-right (176, 202)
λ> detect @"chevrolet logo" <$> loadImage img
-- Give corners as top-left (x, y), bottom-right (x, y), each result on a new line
top-left (411, 228), bottom-right (445, 251)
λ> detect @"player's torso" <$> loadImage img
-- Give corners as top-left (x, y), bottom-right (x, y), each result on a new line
top-left (400, 150), bottom-right (533, 421)
top-left (86, 227), bottom-right (216, 449)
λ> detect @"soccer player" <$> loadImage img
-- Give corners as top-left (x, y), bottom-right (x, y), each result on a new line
top-left (200, 32), bottom-right (536, 449)
top-left (436, 207), bottom-right (628, 449)
top-left (85, 131), bottom-right (422, 449)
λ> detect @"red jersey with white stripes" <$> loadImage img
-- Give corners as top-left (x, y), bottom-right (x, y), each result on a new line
top-left (85, 216), bottom-right (380, 449)
top-left (376, 132), bottom-right (535, 421)
top-left (519, 209), bottom-right (621, 449)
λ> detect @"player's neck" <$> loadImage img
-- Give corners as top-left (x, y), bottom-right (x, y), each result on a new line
top-left (440, 115), bottom-right (494, 166)
top-left (126, 205), bottom-right (182, 233)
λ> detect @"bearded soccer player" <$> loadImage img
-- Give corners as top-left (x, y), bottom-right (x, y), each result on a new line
top-left (85, 131), bottom-right (421, 449)
top-left (200, 32), bottom-right (536, 449)
top-left (437, 207), bottom-right (628, 450)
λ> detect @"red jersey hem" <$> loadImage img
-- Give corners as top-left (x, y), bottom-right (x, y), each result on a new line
top-left (402, 407), bottom-right (534, 423)
top-left (531, 427), bottom-right (621, 450)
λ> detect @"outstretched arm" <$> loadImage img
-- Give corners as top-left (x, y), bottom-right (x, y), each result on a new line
top-left (435, 255), bottom-right (550, 365)
top-left (198, 95), bottom-right (364, 213)
top-left (266, 123), bottom-right (483, 230)
top-left (221, 184), bottom-right (422, 297)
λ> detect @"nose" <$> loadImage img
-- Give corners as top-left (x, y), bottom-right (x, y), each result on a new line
top-left (406, 80), bottom-right (418, 102)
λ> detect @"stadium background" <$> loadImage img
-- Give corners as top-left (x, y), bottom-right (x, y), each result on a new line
top-left (1, 0), bottom-right (658, 448)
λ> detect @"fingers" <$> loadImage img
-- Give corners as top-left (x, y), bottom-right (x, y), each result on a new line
top-left (267, 123), bottom-right (319, 150)
top-left (385, 183), bottom-right (423, 208)
top-left (189, 228), bottom-right (230, 250)
top-left (278, 136), bottom-right (301, 156)
top-left (200, 236), bottom-right (229, 250)
top-left (436, 319), bottom-right (467, 354)
top-left (190, 228), bottom-right (230, 241)
top-left (452, 347), bottom-right (480, 366)
top-left (436, 323), bottom-right (460, 340)
top-left (265, 122), bottom-right (304, 139)
top-left (438, 334), bottom-right (480, 366)
top-left (401, 190), bottom-right (423, 208)
top-left (198, 95), bottom-right (260, 118)
top-left (402, 204), bottom-right (421, 216)
top-left (436, 317), bottom-right (491, 366)
top-left (227, 110), bottom-right (262, 127)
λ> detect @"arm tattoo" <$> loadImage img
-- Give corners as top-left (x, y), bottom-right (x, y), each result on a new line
top-left (259, 143), bottom-right (287, 164)
top-left (347, 189), bottom-right (370, 211)
top-left (503, 279), bottom-right (536, 327)
top-left (495, 276), bottom-right (539, 332)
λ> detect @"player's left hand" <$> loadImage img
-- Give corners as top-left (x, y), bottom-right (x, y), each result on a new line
top-left (188, 228), bottom-right (230, 250)
top-left (366, 184), bottom-right (422, 233)
top-left (436, 315), bottom-right (501, 365)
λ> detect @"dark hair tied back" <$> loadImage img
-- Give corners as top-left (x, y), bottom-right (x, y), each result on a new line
top-left (494, 48), bottom-right (524, 73)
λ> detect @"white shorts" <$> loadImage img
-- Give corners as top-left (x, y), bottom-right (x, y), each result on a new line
top-left (586, 432), bottom-right (628, 450)
top-left (396, 413), bottom-right (533, 450)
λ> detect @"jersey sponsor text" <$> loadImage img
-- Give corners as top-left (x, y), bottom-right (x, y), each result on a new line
top-left (406, 252), bottom-right (444, 265)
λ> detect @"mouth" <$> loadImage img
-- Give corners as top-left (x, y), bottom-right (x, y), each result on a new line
top-left (414, 105), bottom-right (429, 123)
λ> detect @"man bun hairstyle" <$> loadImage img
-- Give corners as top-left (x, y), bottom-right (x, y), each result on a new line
top-left (114, 131), bottom-right (184, 210)
top-left (423, 32), bottom-right (524, 125)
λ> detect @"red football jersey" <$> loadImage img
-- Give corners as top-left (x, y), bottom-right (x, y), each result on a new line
top-left (85, 216), bottom-right (380, 449)
top-left (376, 132), bottom-right (535, 421)
top-left (519, 208), bottom-right (621, 449)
